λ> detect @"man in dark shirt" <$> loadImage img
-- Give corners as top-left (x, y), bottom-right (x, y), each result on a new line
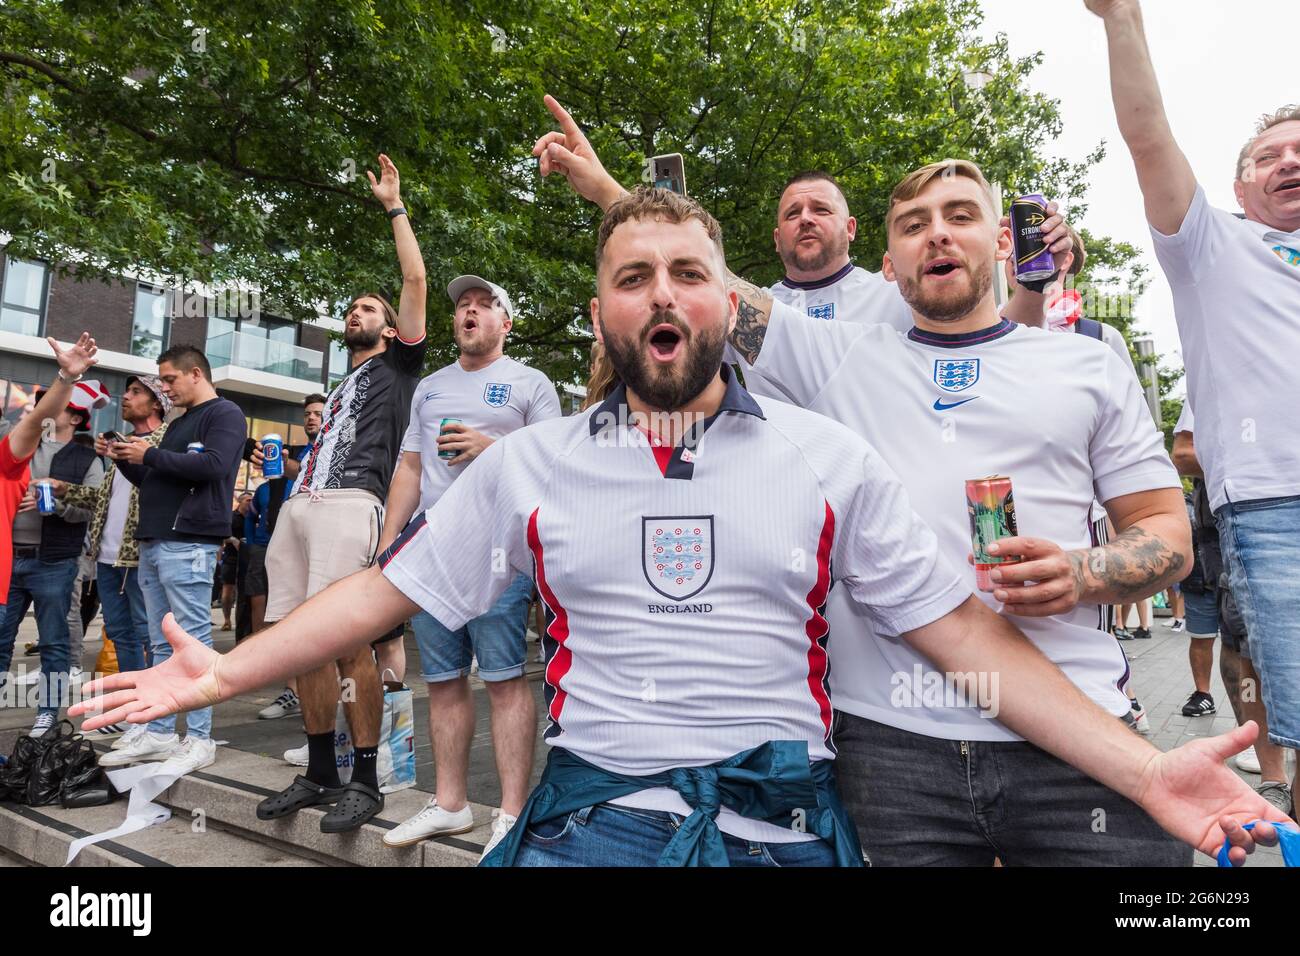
top-left (101, 344), bottom-right (246, 775)
top-left (258, 154), bottom-right (428, 831)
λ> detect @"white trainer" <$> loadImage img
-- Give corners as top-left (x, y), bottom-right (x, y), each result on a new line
top-left (283, 743), bottom-right (309, 767)
top-left (158, 737), bottom-right (217, 776)
top-left (112, 723), bottom-right (149, 750)
top-left (481, 808), bottom-right (518, 861)
top-left (98, 731), bottom-right (179, 767)
top-left (383, 799), bottom-right (474, 847)
top-left (29, 712), bottom-right (57, 737)
top-left (258, 688), bottom-right (300, 720)
top-left (1234, 745), bottom-right (1261, 774)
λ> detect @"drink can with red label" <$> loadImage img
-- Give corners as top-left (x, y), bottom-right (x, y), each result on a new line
top-left (966, 475), bottom-right (1019, 592)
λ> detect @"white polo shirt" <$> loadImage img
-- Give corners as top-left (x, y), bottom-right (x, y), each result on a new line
top-left (1151, 185), bottom-right (1300, 512)
top-left (381, 366), bottom-right (968, 837)
top-left (743, 264), bottom-right (913, 401)
top-left (401, 355), bottom-right (561, 511)
top-left (739, 303), bottom-right (1180, 742)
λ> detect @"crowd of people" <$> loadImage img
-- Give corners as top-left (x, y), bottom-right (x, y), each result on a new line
top-left (0, 0), bottom-right (1291, 867)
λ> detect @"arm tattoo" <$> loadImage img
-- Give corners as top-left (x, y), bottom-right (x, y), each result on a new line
top-left (1078, 525), bottom-right (1187, 603)
top-left (726, 270), bottom-right (773, 365)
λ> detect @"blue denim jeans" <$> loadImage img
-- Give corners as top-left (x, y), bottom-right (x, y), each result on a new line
top-left (513, 802), bottom-right (838, 867)
top-left (137, 540), bottom-right (219, 739)
top-left (1217, 495), bottom-right (1300, 748)
top-left (0, 555), bottom-right (78, 716)
top-left (413, 572), bottom-right (533, 683)
top-left (833, 711), bottom-right (1192, 866)
top-left (96, 562), bottom-right (151, 674)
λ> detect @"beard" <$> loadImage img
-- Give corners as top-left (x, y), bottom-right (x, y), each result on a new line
top-left (455, 328), bottom-right (499, 357)
top-left (343, 323), bottom-right (383, 352)
top-left (600, 309), bottom-right (725, 411)
top-left (779, 228), bottom-right (850, 275)
top-left (895, 258), bottom-right (993, 324)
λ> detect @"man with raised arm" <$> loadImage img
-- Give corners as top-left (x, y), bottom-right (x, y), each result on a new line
top-left (74, 186), bottom-right (1287, 867)
top-left (1087, 0), bottom-right (1300, 811)
top-left (531, 96), bottom-right (1252, 865)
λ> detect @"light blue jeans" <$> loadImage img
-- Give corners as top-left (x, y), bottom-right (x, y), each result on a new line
top-left (1217, 495), bottom-right (1300, 748)
top-left (137, 540), bottom-right (219, 739)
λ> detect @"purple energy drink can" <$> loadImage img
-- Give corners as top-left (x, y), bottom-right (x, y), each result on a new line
top-left (35, 480), bottom-right (56, 515)
top-left (1010, 193), bottom-right (1057, 284)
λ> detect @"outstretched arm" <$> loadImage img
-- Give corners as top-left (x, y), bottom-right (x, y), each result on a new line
top-left (71, 565), bottom-right (418, 728)
top-left (1087, 0), bottom-right (1197, 234)
top-left (8, 333), bottom-right (99, 460)
top-left (368, 153), bottom-right (427, 344)
top-left (908, 596), bottom-right (1292, 863)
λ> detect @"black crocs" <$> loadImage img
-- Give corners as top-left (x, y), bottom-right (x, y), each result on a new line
top-left (319, 781), bottom-right (385, 833)
top-left (256, 775), bottom-right (346, 821)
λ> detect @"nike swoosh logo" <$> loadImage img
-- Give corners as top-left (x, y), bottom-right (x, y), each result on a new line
top-left (933, 397), bottom-right (978, 411)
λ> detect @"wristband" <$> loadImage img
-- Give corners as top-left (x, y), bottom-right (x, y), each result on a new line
top-left (386, 206), bottom-right (408, 220)
top-left (56, 369), bottom-right (83, 384)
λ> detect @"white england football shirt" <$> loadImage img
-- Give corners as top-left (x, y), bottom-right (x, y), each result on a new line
top-left (743, 264), bottom-right (913, 401)
top-left (402, 355), bottom-right (561, 511)
top-left (1151, 186), bottom-right (1300, 511)
top-left (740, 303), bottom-right (1180, 742)
top-left (380, 366), bottom-right (968, 838)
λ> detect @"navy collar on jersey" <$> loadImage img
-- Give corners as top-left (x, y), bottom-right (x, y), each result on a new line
top-left (778, 261), bottom-right (855, 291)
top-left (907, 317), bottom-right (1017, 348)
top-left (587, 364), bottom-right (763, 480)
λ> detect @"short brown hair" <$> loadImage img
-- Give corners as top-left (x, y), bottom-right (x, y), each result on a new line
top-left (1065, 224), bottom-right (1085, 275)
top-left (1236, 104), bottom-right (1300, 181)
top-left (887, 159), bottom-right (997, 229)
top-left (346, 292), bottom-right (397, 328)
top-left (303, 393), bottom-right (327, 407)
top-left (595, 187), bottom-right (725, 270)
top-left (780, 170), bottom-right (848, 208)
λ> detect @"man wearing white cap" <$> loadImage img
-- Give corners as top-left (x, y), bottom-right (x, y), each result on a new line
top-left (0, 375), bottom-right (106, 735)
top-left (377, 274), bottom-right (560, 857)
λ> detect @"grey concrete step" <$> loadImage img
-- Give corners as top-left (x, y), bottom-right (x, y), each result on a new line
top-left (0, 798), bottom-right (325, 868)
top-left (154, 747), bottom-right (490, 867)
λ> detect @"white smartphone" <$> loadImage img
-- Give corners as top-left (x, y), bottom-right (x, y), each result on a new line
top-left (650, 153), bottom-right (687, 196)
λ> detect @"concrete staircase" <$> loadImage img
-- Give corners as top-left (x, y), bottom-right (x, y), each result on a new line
top-left (0, 747), bottom-right (494, 867)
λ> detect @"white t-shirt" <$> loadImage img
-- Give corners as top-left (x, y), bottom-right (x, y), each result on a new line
top-left (401, 355), bottom-right (561, 511)
top-left (743, 264), bottom-right (913, 401)
top-left (380, 368), bottom-right (967, 839)
top-left (1175, 400), bottom-right (1194, 435)
top-left (740, 303), bottom-right (1180, 742)
top-left (1151, 185), bottom-right (1300, 511)
top-left (97, 469), bottom-right (132, 566)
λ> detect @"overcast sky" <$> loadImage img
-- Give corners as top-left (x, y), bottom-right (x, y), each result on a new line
top-left (978, 1), bottom-right (1290, 391)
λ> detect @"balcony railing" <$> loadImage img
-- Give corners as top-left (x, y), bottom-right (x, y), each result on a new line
top-left (206, 331), bottom-right (323, 383)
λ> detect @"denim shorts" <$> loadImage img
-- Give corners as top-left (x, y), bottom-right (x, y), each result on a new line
top-left (412, 572), bottom-right (533, 683)
top-left (1217, 494), bottom-right (1300, 748)
top-left (1182, 586), bottom-right (1218, 637)
top-left (513, 803), bottom-right (837, 867)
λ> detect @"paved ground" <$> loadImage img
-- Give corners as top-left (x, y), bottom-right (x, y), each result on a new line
top-left (2, 607), bottom-right (1290, 866)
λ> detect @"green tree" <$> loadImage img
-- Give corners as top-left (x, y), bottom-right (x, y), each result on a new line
top-left (0, 0), bottom-right (1144, 389)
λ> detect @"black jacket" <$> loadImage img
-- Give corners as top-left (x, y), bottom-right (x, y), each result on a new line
top-left (117, 397), bottom-right (247, 542)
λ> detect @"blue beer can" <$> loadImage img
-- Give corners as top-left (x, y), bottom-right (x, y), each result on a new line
top-left (261, 433), bottom-right (284, 477)
top-left (35, 480), bottom-right (56, 515)
top-left (186, 442), bottom-right (205, 454)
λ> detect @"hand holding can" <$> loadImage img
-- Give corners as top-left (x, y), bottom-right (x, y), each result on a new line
top-left (260, 433), bottom-right (284, 477)
top-left (966, 476), bottom-right (1020, 592)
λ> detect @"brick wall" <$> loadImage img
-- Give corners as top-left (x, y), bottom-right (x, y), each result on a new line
top-left (44, 267), bottom-right (136, 352)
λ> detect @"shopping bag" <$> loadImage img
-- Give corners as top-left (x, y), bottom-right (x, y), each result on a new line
top-left (332, 676), bottom-right (417, 793)
top-left (1216, 821), bottom-right (1300, 867)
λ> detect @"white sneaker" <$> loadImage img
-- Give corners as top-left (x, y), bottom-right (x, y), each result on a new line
top-left (258, 688), bottom-right (300, 720)
top-left (1234, 745), bottom-right (1261, 774)
top-left (383, 798), bottom-right (474, 847)
top-left (158, 737), bottom-right (216, 776)
top-left (98, 731), bottom-right (179, 767)
top-left (29, 712), bottom-right (57, 737)
top-left (481, 808), bottom-right (518, 861)
top-left (112, 723), bottom-right (149, 750)
top-left (283, 743), bottom-right (309, 767)
top-left (69, 666), bottom-right (85, 684)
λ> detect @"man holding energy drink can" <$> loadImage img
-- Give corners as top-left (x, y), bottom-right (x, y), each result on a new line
top-left (376, 274), bottom-right (560, 856)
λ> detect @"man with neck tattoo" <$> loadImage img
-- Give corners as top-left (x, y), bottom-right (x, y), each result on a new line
top-left (531, 98), bottom-right (1234, 865)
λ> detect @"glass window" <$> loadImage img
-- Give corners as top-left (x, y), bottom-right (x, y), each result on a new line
top-left (327, 339), bottom-right (348, 389)
top-left (1, 256), bottom-right (50, 337)
top-left (131, 285), bottom-right (170, 360)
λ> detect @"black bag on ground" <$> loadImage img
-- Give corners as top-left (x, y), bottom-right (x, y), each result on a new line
top-left (0, 721), bottom-right (119, 808)
top-left (59, 736), bottom-right (118, 809)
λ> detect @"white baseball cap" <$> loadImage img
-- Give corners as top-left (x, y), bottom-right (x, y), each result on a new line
top-left (447, 275), bottom-right (514, 319)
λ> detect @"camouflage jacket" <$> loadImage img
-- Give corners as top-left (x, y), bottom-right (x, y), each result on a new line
top-left (62, 422), bottom-right (169, 568)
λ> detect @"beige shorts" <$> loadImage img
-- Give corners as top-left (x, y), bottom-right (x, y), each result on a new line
top-left (265, 489), bottom-right (385, 623)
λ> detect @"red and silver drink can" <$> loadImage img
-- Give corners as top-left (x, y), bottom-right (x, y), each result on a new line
top-left (966, 475), bottom-right (1019, 592)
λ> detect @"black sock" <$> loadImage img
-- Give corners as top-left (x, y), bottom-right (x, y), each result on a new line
top-left (305, 731), bottom-right (341, 788)
top-left (351, 745), bottom-right (378, 791)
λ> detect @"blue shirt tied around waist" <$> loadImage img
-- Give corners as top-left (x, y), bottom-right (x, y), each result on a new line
top-left (479, 740), bottom-right (864, 867)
